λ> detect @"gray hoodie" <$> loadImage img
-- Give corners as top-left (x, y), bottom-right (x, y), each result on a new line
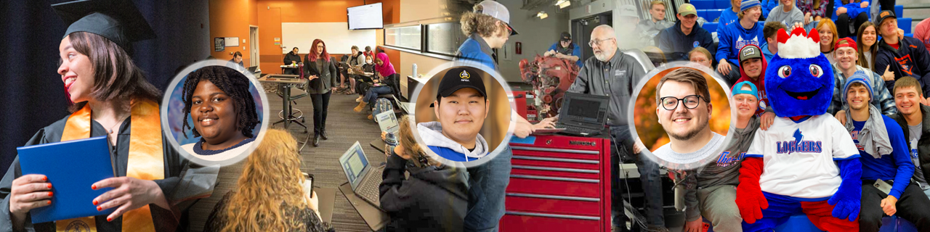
top-left (417, 121), bottom-right (489, 162)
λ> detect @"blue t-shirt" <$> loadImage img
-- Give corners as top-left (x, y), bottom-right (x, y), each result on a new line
top-left (549, 42), bottom-right (583, 67)
top-left (852, 116), bottom-right (915, 199)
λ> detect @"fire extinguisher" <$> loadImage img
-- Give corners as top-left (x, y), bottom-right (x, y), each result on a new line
top-left (515, 42), bottom-right (522, 55)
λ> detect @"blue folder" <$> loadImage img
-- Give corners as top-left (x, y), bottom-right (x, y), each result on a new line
top-left (16, 136), bottom-right (116, 223)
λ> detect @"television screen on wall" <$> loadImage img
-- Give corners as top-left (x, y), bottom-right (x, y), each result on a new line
top-left (347, 3), bottom-right (383, 30)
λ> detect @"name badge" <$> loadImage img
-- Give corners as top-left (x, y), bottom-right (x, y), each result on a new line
top-left (614, 70), bottom-right (626, 76)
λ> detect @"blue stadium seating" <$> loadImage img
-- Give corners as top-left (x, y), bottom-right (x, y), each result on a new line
top-left (706, 9), bottom-right (724, 21)
top-left (692, 0), bottom-right (716, 10)
top-left (899, 18), bottom-right (912, 34)
top-left (715, 0), bottom-right (733, 9)
top-left (703, 22), bottom-right (719, 32)
top-left (896, 5), bottom-right (903, 18)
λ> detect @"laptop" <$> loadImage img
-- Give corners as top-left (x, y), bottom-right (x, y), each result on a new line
top-left (548, 92), bottom-right (609, 136)
top-left (338, 141), bottom-right (384, 207)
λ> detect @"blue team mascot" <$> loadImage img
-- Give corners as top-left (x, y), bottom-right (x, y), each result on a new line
top-left (735, 27), bottom-right (862, 232)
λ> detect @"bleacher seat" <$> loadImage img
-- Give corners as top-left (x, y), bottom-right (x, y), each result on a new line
top-left (704, 22), bottom-right (718, 32)
top-left (697, 9), bottom-right (707, 19)
top-left (900, 18), bottom-right (912, 34)
top-left (896, 5), bottom-right (903, 18)
top-left (706, 9), bottom-right (724, 21)
top-left (715, 0), bottom-right (732, 9)
top-left (692, 0), bottom-right (716, 9)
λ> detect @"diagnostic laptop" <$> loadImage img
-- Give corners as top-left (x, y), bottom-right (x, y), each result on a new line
top-left (545, 92), bottom-right (609, 136)
top-left (339, 141), bottom-right (384, 207)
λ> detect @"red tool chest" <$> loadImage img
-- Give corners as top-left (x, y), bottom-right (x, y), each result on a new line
top-left (501, 133), bottom-right (611, 232)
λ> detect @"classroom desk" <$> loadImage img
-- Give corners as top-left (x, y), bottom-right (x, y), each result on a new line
top-left (280, 64), bottom-right (302, 77)
top-left (259, 74), bottom-right (306, 130)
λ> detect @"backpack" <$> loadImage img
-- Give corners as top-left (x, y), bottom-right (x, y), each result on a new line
top-left (371, 98), bottom-right (394, 122)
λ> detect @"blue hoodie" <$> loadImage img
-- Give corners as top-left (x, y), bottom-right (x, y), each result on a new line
top-left (719, 8), bottom-right (739, 26)
top-left (716, 21), bottom-right (766, 67)
top-left (761, 0), bottom-right (779, 19)
top-left (835, 0), bottom-right (870, 18)
top-left (656, 21), bottom-right (715, 61)
top-left (761, 43), bottom-right (775, 62)
top-left (456, 34), bottom-right (497, 70)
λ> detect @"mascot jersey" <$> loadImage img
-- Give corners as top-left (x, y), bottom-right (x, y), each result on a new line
top-left (746, 115), bottom-right (859, 198)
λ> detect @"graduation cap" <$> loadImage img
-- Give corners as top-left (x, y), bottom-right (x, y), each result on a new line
top-left (52, 0), bottom-right (156, 53)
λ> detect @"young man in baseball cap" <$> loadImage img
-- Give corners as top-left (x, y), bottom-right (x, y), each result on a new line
top-left (545, 32), bottom-right (582, 67)
top-left (456, 0), bottom-right (517, 70)
top-left (417, 67), bottom-right (491, 162)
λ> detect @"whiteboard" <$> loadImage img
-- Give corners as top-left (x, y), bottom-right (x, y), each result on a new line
top-left (281, 22), bottom-right (376, 55)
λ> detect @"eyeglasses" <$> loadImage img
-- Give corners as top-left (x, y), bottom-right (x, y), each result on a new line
top-left (588, 38), bottom-right (614, 47)
top-left (659, 95), bottom-right (705, 110)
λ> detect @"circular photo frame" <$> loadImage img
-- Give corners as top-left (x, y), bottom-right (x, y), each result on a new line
top-left (628, 61), bottom-right (736, 170)
top-left (161, 60), bottom-right (270, 166)
top-left (409, 62), bottom-right (517, 168)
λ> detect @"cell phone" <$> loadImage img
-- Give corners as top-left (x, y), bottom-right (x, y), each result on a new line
top-left (874, 179), bottom-right (892, 195)
top-left (303, 172), bottom-right (315, 197)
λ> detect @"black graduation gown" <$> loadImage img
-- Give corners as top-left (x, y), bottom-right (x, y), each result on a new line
top-left (0, 114), bottom-right (208, 232)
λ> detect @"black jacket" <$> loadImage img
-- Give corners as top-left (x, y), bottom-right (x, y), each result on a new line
top-left (379, 152), bottom-right (467, 232)
top-left (876, 36), bottom-right (930, 96)
top-left (284, 52), bottom-right (301, 65)
top-left (303, 55), bottom-right (338, 94)
top-left (890, 104), bottom-right (930, 182)
top-left (655, 21), bottom-right (715, 61)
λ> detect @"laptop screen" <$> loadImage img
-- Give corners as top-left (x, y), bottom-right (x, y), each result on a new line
top-left (340, 142), bottom-right (369, 187)
top-left (567, 98), bottom-right (602, 122)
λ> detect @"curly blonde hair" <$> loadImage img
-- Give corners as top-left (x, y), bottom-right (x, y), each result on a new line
top-left (221, 129), bottom-right (308, 231)
top-left (460, 4), bottom-right (505, 37)
top-left (398, 115), bottom-right (439, 167)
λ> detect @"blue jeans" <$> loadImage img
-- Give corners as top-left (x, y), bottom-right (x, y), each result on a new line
top-left (464, 146), bottom-right (512, 232)
top-left (364, 86), bottom-right (392, 104)
top-left (609, 126), bottom-right (664, 229)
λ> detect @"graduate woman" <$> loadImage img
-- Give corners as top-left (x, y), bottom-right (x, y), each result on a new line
top-left (0, 0), bottom-right (216, 231)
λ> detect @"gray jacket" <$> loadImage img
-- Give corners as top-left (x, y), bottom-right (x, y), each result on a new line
top-left (303, 55), bottom-right (339, 95)
top-left (567, 49), bottom-right (647, 126)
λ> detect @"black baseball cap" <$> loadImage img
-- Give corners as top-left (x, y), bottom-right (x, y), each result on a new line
top-left (874, 10), bottom-right (897, 29)
top-left (430, 67), bottom-right (487, 107)
top-left (560, 32), bottom-right (572, 41)
top-left (53, 0), bottom-right (156, 54)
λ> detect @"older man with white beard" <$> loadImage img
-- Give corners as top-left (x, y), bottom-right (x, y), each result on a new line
top-left (567, 24), bottom-right (666, 231)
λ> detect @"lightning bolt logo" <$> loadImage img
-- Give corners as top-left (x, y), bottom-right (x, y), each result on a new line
top-left (793, 129), bottom-right (803, 146)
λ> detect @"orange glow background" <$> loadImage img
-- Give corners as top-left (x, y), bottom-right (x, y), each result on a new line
top-left (634, 67), bottom-right (732, 151)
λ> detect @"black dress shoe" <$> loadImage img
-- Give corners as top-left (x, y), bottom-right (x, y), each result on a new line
top-left (320, 130), bottom-right (328, 140)
top-left (313, 134), bottom-right (320, 147)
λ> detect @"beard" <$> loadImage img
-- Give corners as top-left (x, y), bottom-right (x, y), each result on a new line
top-left (594, 50), bottom-right (612, 61)
top-left (667, 119), bottom-right (709, 141)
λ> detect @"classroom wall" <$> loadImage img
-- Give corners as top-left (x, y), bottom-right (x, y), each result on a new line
top-left (209, 0), bottom-right (256, 64)
top-left (254, 0), bottom-right (400, 74)
top-left (496, 0), bottom-right (571, 83)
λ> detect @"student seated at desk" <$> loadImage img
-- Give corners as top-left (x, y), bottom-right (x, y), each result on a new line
top-left (380, 115), bottom-right (468, 232)
top-left (354, 52), bottom-right (397, 120)
top-left (353, 55), bottom-right (377, 102)
top-left (180, 66), bottom-right (260, 157)
top-left (204, 129), bottom-right (332, 232)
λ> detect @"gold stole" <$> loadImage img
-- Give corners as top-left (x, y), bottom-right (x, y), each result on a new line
top-left (56, 100), bottom-right (164, 232)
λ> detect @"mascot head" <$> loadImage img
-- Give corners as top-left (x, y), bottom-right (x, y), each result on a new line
top-left (765, 27), bottom-right (835, 117)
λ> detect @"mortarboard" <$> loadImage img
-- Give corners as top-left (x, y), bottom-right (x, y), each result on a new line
top-left (52, 0), bottom-right (156, 52)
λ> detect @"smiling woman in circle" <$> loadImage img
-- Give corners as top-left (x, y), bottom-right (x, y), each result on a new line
top-left (181, 66), bottom-right (260, 157)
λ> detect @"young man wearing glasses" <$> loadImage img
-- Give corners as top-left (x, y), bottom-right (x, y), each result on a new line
top-left (653, 68), bottom-right (726, 232)
top-left (653, 67), bottom-right (726, 164)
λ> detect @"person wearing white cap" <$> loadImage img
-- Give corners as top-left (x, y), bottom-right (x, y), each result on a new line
top-left (455, 1), bottom-right (553, 231)
top-left (456, 0), bottom-right (516, 70)
top-left (715, 0), bottom-right (766, 85)
top-left (617, 4), bottom-right (649, 50)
